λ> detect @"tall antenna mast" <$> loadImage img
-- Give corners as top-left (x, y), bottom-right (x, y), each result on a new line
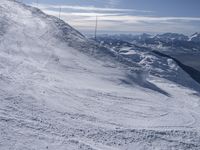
top-left (59, 6), bottom-right (62, 19)
top-left (94, 16), bottom-right (98, 41)
top-left (36, 0), bottom-right (38, 7)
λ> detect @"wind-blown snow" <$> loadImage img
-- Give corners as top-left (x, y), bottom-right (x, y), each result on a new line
top-left (0, 0), bottom-right (200, 150)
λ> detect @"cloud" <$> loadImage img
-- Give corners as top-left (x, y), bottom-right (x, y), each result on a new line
top-left (31, 3), bottom-right (153, 13)
top-left (30, 3), bottom-right (200, 34)
top-left (107, 0), bottom-right (120, 7)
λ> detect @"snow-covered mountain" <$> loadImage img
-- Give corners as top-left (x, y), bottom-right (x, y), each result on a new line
top-left (95, 33), bottom-right (152, 44)
top-left (153, 33), bottom-right (189, 42)
top-left (149, 33), bottom-right (200, 53)
top-left (189, 32), bottom-right (200, 42)
top-left (97, 33), bottom-right (200, 54)
top-left (1, 1), bottom-right (200, 150)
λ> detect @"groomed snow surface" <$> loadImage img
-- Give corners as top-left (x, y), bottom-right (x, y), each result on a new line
top-left (0, 0), bottom-right (200, 149)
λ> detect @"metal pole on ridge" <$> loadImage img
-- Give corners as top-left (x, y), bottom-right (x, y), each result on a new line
top-left (36, 0), bottom-right (38, 7)
top-left (59, 6), bottom-right (62, 19)
top-left (94, 16), bottom-right (98, 41)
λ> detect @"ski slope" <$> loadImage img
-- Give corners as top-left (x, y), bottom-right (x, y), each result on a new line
top-left (0, 0), bottom-right (200, 149)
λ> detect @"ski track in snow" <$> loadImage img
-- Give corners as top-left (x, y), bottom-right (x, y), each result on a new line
top-left (0, 0), bottom-right (200, 149)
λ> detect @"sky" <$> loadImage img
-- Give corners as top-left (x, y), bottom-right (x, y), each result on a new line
top-left (23, 0), bottom-right (200, 35)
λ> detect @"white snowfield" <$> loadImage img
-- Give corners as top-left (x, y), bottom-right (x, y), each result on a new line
top-left (1, 0), bottom-right (200, 150)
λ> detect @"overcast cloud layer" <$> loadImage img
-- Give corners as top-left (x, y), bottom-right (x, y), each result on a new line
top-left (28, 0), bottom-right (200, 35)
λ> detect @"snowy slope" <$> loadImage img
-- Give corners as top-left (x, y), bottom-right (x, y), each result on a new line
top-left (96, 39), bottom-right (200, 91)
top-left (1, 1), bottom-right (200, 150)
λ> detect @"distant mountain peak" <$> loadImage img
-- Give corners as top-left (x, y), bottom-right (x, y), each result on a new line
top-left (189, 32), bottom-right (200, 42)
top-left (154, 33), bottom-right (189, 41)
